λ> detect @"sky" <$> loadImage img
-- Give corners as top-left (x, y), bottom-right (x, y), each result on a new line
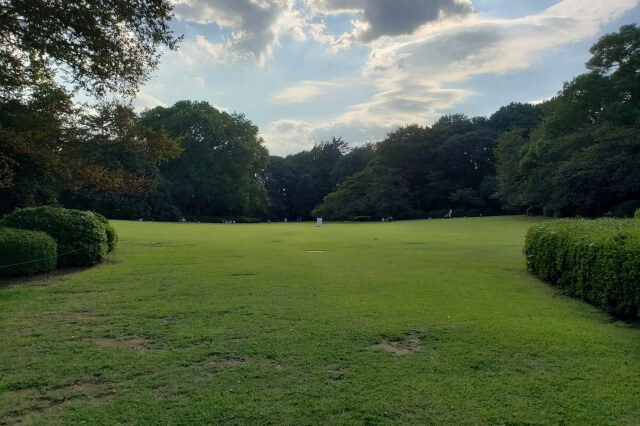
top-left (133, 0), bottom-right (640, 156)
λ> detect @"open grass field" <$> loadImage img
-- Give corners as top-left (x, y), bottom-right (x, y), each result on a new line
top-left (1, 217), bottom-right (640, 424)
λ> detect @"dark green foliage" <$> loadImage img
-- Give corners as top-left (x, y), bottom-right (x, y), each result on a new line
top-left (465, 208), bottom-right (482, 217)
top-left (330, 143), bottom-right (376, 187)
top-left (524, 219), bottom-right (640, 319)
top-left (495, 25), bottom-right (640, 217)
top-left (312, 165), bottom-right (411, 220)
top-left (398, 210), bottom-right (429, 220)
top-left (636, 208), bottom-right (640, 219)
top-left (184, 216), bottom-right (260, 223)
top-left (235, 216), bottom-right (261, 224)
top-left (1, 0), bottom-right (179, 99)
top-left (0, 227), bottom-right (57, 277)
top-left (611, 200), bottom-right (640, 218)
top-left (354, 216), bottom-right (372, 222)
top-left (488, 102), bottom-right (544, 132)
top-left (265, 138), bottom-right (348, 219)
top-left (0, 206), bottom-right (108, 267)
top-left (94, 213), bottom-right (118, 252)
top-left (140, 101), bottom-right (269, 218)
top-left (428, 209), bottom-right (449, 219)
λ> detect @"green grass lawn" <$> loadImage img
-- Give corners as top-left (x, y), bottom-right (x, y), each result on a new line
top-left (1, 217), bottom-right (640, 424)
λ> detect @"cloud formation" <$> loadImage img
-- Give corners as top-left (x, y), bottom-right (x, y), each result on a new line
top-left (260, 0), bottom-right (639, 153)
top-left (173, 0), bottom-right (306, 65)
top-left (271, 80), bottom-right (340, 104)
top-left (306, 0), bottom-right (473, 43)
top-left (154, 0), bottom-right (639, 154)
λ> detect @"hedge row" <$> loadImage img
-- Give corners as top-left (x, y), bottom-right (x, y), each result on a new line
top-left (524, 219), bottom-right (640, 319)
top-left (0, 206), bottom-right (118, 275)
top-left (0, 228), bottom-right (58, 277)
top-left (635, 208), bottom-right (640, 219)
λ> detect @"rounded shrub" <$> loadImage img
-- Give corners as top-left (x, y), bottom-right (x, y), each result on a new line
top-left (0, 227), bottom-right (57, 277)
top-left (635, 208), bottom-right (640, 219)
top-left (0, 206), bottom-right (108, 267)
top-left (94, 213), bottom-right (118, 252)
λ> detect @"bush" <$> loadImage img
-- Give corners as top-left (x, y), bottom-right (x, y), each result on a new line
top-left (0, 227), bottom-right (58, 277)
top-left (0, 206), bottom-right (108, 267)
top-left (427, 209), bottom-right (449, 219)
top-left (94, 213), bottom-right (118, 252)
top-left (354, 216), bottom-right (372, 222)
top-left (526, 205), bottom-right (542, 216)
top-left (465, 208), bottom-right (482, 217)
top-left (524, 219), bottom-right (640, 319)
top-left (634, 208), bottom-right (640, 219)
top-left (611, 200), bottom-right (640, 218)
top-left (453, 208), bottom-right (466, 217)
top-left (484, 207), bottom-right (504, 217)
top-left (235, 216), bottom-right (261, 223)
top-left (398, 210), bottom-right (429, 220)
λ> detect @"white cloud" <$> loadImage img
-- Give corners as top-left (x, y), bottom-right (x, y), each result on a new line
top-left (363, 0), bottom-right (638, 83)
top-left (261, 119), bottom-right (322, 154)
top-left (263, 0), bottom-right (639, 153)
top-left (173, 0), bottom-right (307, 65)
top-left (161, 0), bottom-right (638, 155)
top-left (271, 80), bottom-right (340, 104)
top-left (132, 91), bottom-right (167, 111)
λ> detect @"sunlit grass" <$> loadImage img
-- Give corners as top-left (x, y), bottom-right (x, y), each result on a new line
top-left (1, 217), bottom-right (639, 423)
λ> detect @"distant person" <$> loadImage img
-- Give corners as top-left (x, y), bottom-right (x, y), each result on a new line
top-left (445, 209), bottom-right (453, 219)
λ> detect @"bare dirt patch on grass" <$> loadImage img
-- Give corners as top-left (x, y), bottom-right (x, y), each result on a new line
top-left (329, 366), bottom-right (348, 381)
top-left (210, 354), bottom-right (246, 367)
top-left (96, 337), bottom-right (150, 349)
top-left (371, 332), bottom-right (423, 357)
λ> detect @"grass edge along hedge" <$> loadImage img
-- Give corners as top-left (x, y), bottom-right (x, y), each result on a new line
top-left (0, 227), bottom-right (58, 277)
top-left (524, 219), bottom-right (640, 320)
top-left (0, 206), bottom-right (114, 267)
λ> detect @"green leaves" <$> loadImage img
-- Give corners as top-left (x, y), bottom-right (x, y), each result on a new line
top-left (0, 0), bottom-right (179, 99)
top-left (494, 25), bottom-right (640, 217)
top-left (524, 219), bottom-right (640, 319)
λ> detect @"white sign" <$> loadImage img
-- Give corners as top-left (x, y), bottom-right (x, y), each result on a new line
top-left (316, 218), bottom-right (323, 227)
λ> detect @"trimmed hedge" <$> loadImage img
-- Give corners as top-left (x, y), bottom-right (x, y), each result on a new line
top-left (524, 219), bottom-right (640, 319)
top-left (0, 227), bottom-right (58, 277)
top-left (95, 213), bottom-right (118, 252)
top-left (0, 206), bottom-right (109, 267)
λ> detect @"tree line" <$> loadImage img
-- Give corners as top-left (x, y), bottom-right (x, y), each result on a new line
top-left (1, 0), bottom-right (638, 221)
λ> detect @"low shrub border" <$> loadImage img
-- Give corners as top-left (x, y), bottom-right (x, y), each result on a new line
top-left (0, 227), bottom-right (58, 277)
top-left (0, 206), bottom-right (110, 267)
top-left (635, 208), bottom-right (640, 219)
top-left (524, 219), bottom-right (640, 320)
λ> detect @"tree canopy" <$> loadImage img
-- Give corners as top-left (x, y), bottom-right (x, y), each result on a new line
top-left (3, 21), bottom-right (639, 221)
top-left (0, 0), bottom-right (179, 99)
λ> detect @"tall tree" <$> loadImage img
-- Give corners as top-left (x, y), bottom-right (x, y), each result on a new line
top-left (494, 25), bottom-right (640, 217)
top-left (140, 101), bottom-right (270, 217)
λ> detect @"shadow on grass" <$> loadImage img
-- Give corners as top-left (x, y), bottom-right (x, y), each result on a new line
top-left (0, 257), bottom-right (120, 289)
